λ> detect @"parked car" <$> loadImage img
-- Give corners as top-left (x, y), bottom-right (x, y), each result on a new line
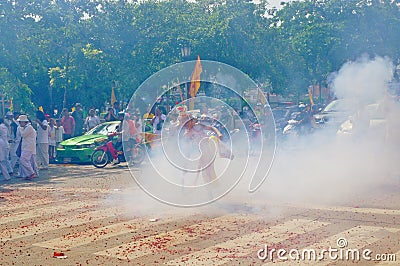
top-left (272, 106), bottom-right (299, 132)
top-left (336, 103), bottom-right (386, 141)
top-left (313, 99), bottom-right (356, 130)
top-left (56, 121), bottom-right (121, 163)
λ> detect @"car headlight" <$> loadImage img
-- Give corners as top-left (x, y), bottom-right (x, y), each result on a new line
top-left (57, 144), bottom-right (64, 149)
top-left (78, 144), bottom-right (96, 148)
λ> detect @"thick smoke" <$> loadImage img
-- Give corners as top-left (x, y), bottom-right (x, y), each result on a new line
top-left (110, 56), bottom-right (399, 218)
top-left (331, 55), bottom-right (394, 104)
top-left (254, 56), bottom-right (400, 207)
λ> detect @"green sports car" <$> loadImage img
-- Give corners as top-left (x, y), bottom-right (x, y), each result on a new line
top-left (56, 121), bottom-right (120, 163)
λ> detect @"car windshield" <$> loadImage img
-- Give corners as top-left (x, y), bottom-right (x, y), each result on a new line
top-left (85, 122), bottom-right (120, 136)
top-left (323, 99), bottom-right (353, 113)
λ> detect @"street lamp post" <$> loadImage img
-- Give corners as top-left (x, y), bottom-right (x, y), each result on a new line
top-left (180, 44), bottom-right (191, 101)
top-left (181, 45), bottom-right (191, 60)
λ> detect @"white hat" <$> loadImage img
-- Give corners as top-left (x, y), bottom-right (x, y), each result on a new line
top-left (16, 114), bottom-right (29, 122)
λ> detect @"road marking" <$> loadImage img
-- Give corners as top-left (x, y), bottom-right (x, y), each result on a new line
top-left (269, 225), bottom-right (400, 265)
top-left (0, 200), bottom-right (99, 225)
top-left (16, 186), bottom-right (119, 194)
top-left (0, 207), bottom-right (120, 242)
top-left (284, 204), bottom-right (400, 216)
top-left (33, 214), bottom-right (189, 249)
top-left (94, 214), bottom-right (260, 261)
top-left (166, 218), bottom-right (329, 265)
top-left (0, 198), bottom-right (58, 212)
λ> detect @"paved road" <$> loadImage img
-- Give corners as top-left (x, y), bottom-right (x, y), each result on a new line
top-left (0, 164), bottom-right (399, 265)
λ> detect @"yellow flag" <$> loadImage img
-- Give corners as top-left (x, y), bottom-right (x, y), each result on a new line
top-left (39, 106), bottom-right (44, 112)
top-left (189, 56), bottom-right (202, 98)
top-left (111, 86), bottom-right (117, 106)
top-left (9, 98), bottom-right (13, 111)
top-left (257, 88), bottom-right (267, 105)
top-left (308, 88), bottom-right (315, 106)
top-left (189, 55), bottom-right (202, 110)
top-left (176, 82), bottom-right (184, 102)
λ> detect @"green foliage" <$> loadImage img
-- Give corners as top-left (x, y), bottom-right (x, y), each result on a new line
top-left (1, 0), bottom-right (400, 112)
top-left (0, 68), bottom-right (35, 113)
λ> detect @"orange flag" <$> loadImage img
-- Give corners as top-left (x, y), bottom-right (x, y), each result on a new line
top-left (189, 55), bottom-right (202, 98)
top-left (258, 88), bottom-right (267, 105)
top-left (189, 56), bottom-right (202, 110)
top-left (308, 87), bottom-right (315, 106)
top-left (111, 86), bottom-right (117, 106)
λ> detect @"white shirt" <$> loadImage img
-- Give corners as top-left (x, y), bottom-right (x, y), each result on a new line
top-left (0, 123), bottom-right (8, 144)
top-left (0, 138), bottom-right (7, 161)
top-left (20, 124), bottom-right (37, 154)
top-left (4, 118), bottom-right (15, 141)
top-left (37, 119), bottom-right (49, 144)
top-left (55, 126), bottom-right (64, 143)
top-left (153, 114), bottom-right (166, 134)
top-left (48, 126), bottom-right (56, 146)
top-left (85, 116), bottom-right (101, 131)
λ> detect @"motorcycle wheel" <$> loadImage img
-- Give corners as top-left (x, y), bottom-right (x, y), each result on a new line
top-left (91, 150), bottom-right (109, 168)
top-left (130, 145), bottom-right (145, 165)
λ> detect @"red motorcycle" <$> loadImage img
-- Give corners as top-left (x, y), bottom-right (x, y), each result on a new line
top-left (91, 133), bottom-right (146, 168)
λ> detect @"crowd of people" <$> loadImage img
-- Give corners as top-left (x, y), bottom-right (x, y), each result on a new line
top-left (0, 99), bottom-right (260, 182)
top-left (0, 101), bottom-right (131, 181)
top-left (0, 110), bottom-right (60, 181)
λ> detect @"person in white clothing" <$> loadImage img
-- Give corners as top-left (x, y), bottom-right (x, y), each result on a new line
top-left (0, 118), bottom-right (13, 175)
top-left (48, 118), bottom-right (56, 162)
top-left (17, 115), bottom-right (39, 180)
top-left (0, 136), bottom-right (11, 181)
top-left (5, 112), bottom-right (19, 171)
top-left (151, 107), bottom-right (166, 134)
top-left (84, 109), bottom-right (101, 132)
top-left (55, 119), bottom-right (64, 159)
top-left (36, 110), bottom-right (49, 169)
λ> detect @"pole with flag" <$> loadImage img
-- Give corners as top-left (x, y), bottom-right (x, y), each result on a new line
top-left (176, 79), bottom-right (184, 103)
top-left (111, 86), bottom-right (117, 106)
top-left (257, 88), bottom-right (267, 106)
top-left (189, 55), bottom-right (202, 110)
top-left (308, 87), bottom-right (315, 107)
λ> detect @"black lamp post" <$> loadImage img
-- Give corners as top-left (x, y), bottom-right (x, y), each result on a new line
top-left (180, 44), bottom-right (191, 100)
top-left (181, 45), bottom-right (191, 60)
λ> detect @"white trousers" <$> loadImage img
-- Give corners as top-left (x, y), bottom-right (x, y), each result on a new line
top-left (0, 161), bottom-right (10, 180)
top-left (19, 151), bottom-right (39, 178)
top-left (36, 143), bottom-right (49, 168)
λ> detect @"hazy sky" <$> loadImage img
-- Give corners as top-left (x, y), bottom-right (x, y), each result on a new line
top-left (268, 0), bottom-right (285, 7)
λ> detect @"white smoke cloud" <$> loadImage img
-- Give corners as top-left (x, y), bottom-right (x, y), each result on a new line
top-left (252, 55), bottom-right (400, 208)
top-left (330, 55), bottom-right (394, 103)
top-left (108, 56), bottom-right (399, 217)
